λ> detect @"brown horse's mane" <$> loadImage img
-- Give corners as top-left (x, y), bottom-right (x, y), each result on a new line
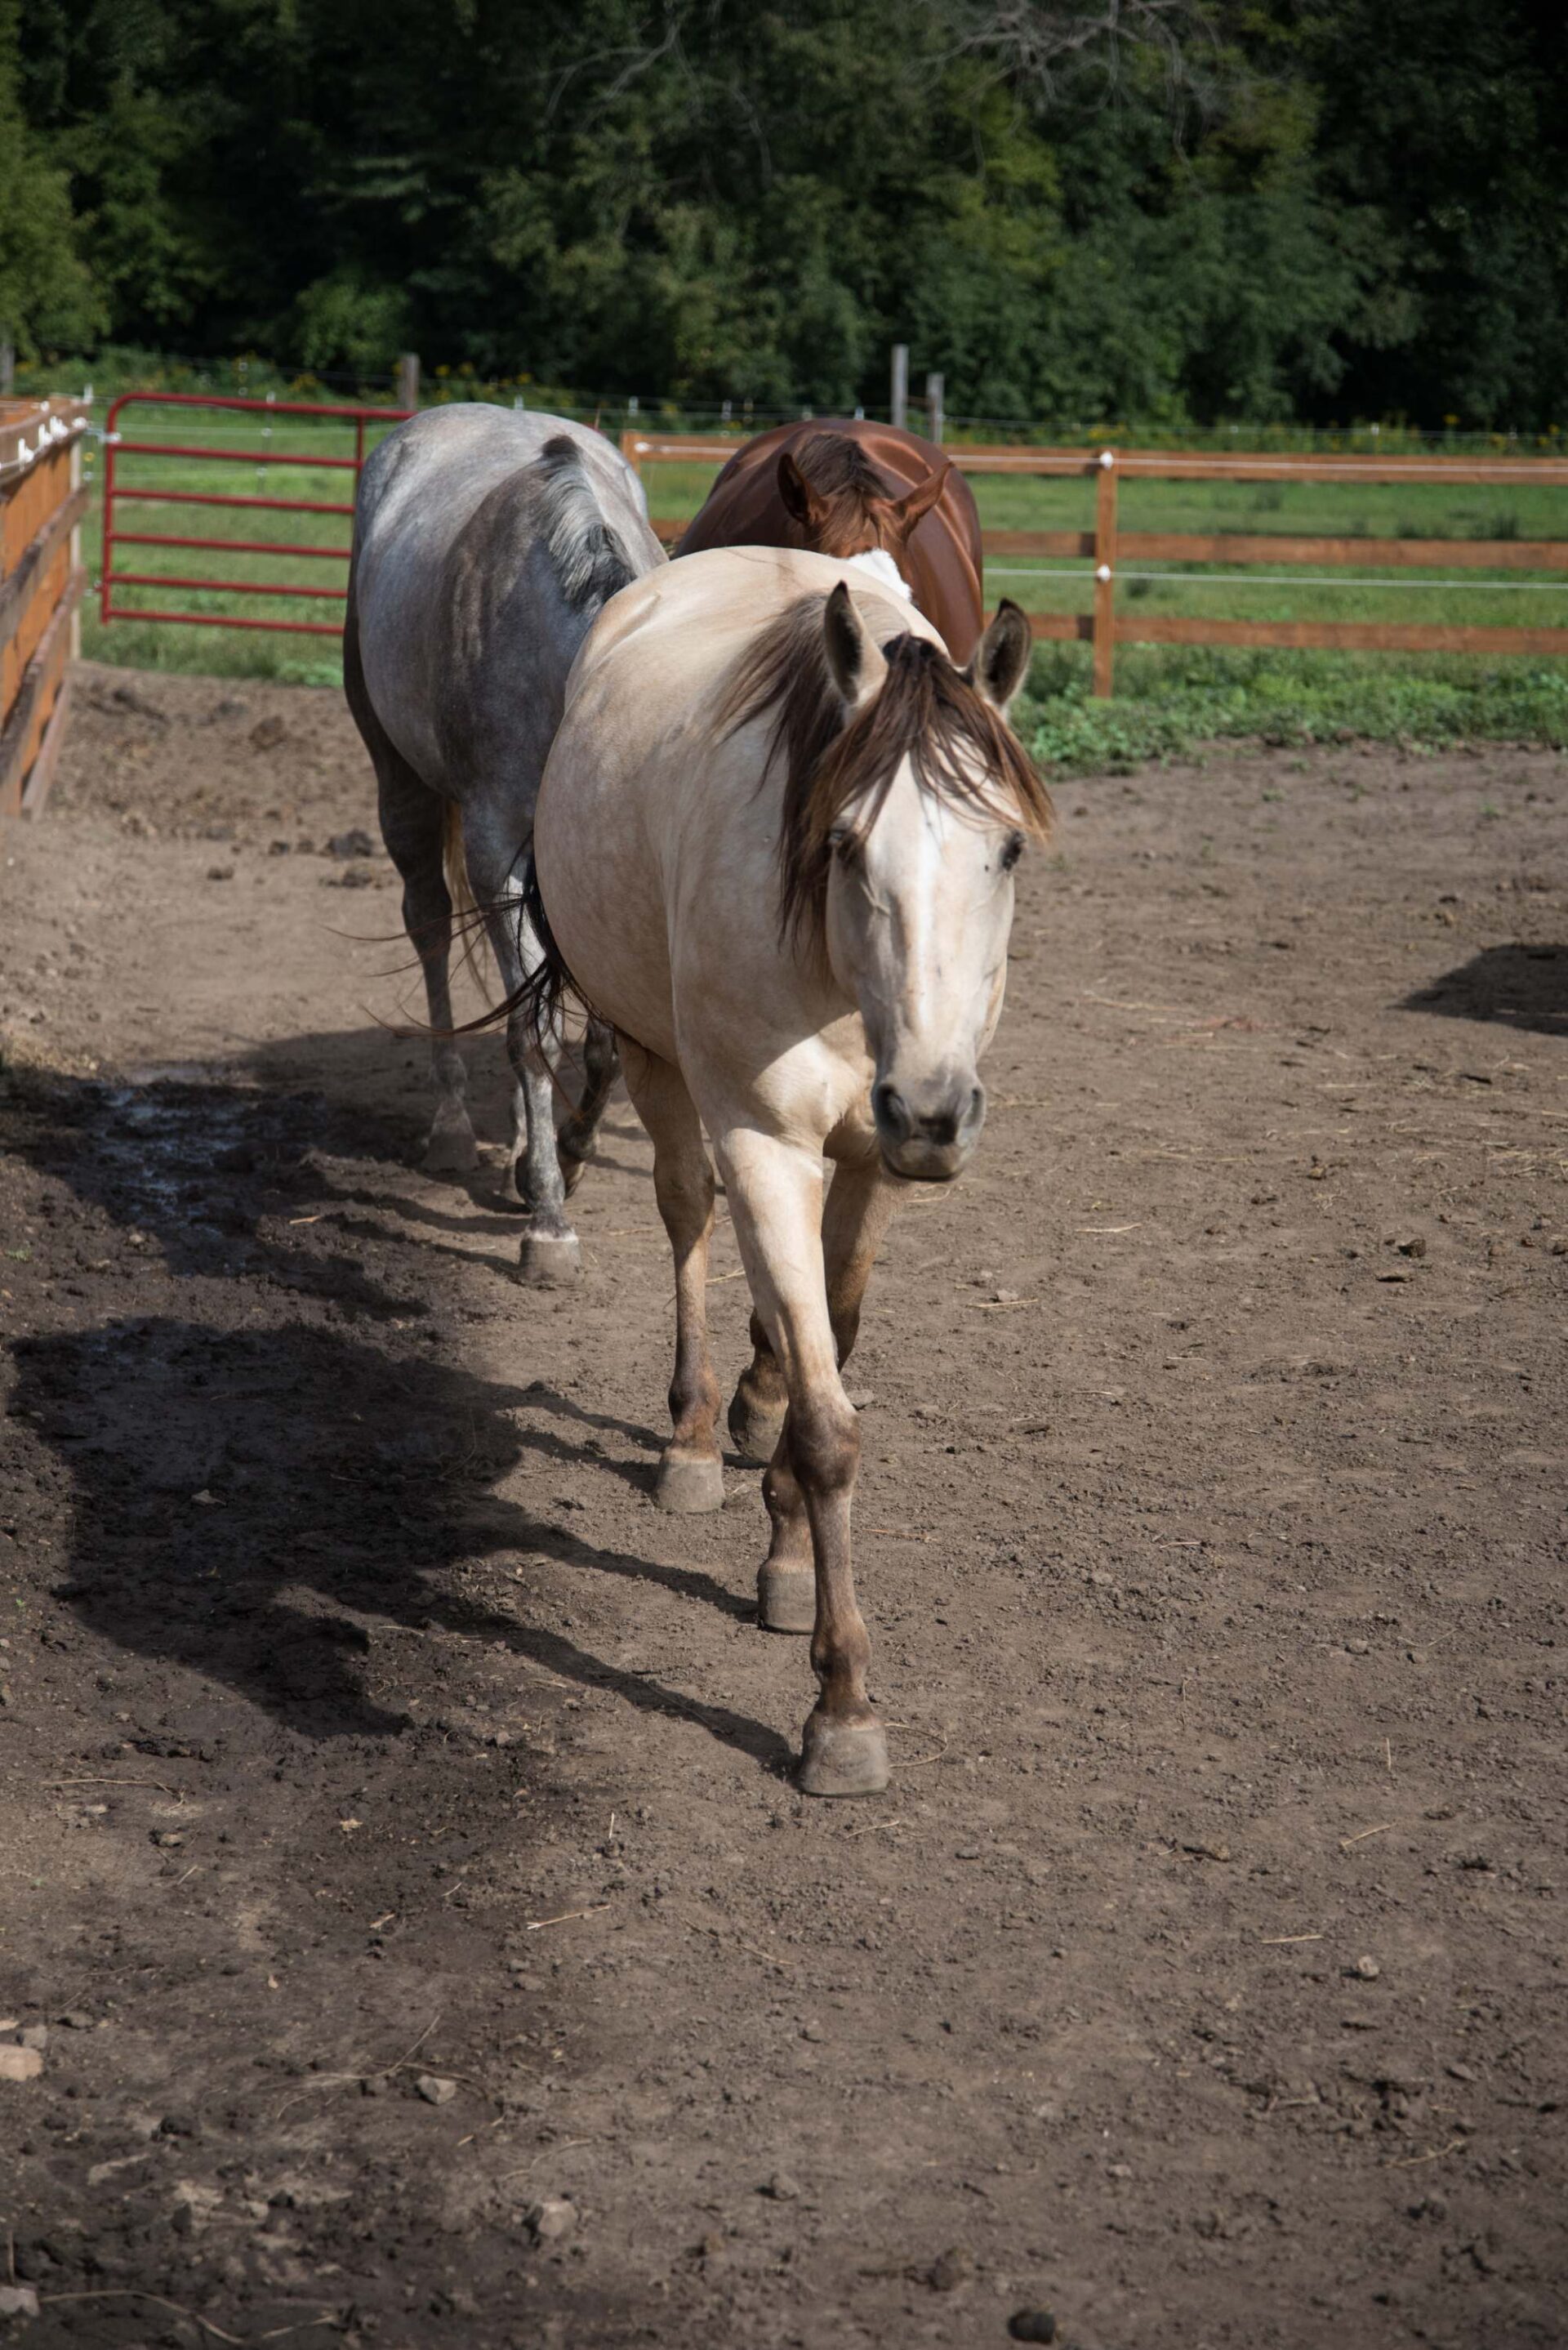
top-left (786, 431), bottom-right (903, 558)
top-left (715, 593), bottom-right (1054, 948)
top-left (791, 430), bottom-right (891, 502)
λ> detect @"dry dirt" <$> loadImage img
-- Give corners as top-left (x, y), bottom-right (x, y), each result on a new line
top-left (0, 662), bottom-right (1565, 2350)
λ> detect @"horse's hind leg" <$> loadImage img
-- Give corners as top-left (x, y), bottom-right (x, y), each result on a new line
top-left (465, 827), bottom-right (581, 1284)
top-left (377, 764), bottom-right (479, 1173)
top-left (728, 1306), bottom-right (790, 1465)
top-left (558, 1017), bottom-right (619, 1194)
top-left (345, 597), bottom-right (477, 1172)
top-left (621, 1043), bottom-right (724, 1514)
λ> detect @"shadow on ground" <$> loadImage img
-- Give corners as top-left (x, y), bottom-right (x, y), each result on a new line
top-left (1404, 943), bottom-right (1568, 1037)
top-left (12, 1316), bottom-right (785, 1770)
top-left (2, 1028), bottom-right (641, 1313)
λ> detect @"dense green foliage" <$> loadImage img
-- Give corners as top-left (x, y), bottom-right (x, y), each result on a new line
top-left (7, 0), bottom-right (1566, 428)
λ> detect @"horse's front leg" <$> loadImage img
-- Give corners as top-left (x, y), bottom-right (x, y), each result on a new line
top-left (718, 1129), bottom-right (889, 1797)
top-left (754, 1146), bottom-right (899, 1633)
top-left (730, 1140), bottom-right (898, 1463)
top-left (622, 1046), bottom-right (724, 1514)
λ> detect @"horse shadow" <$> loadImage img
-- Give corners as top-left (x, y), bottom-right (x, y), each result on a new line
top-left (1402, 944), bottom-right (1568, 1037)
top-left (11, 1315), bottom-right (785, 1770)
top-left (3, 1026), bottom-right (648, 1321)
top-left (5, 1038), bottom-right (782, 1773)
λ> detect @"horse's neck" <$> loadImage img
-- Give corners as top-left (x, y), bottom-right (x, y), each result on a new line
top-left (845, 549), bottom-right (911, 600)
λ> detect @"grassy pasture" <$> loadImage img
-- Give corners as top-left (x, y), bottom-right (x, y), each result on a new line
top-left (82, 414), bottom-right (1568, 758)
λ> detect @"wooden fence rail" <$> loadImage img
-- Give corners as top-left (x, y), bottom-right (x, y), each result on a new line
top-left (1, 397), bottom-right (91, 818)
top-left (621, 433), bottom-right (1568, 697)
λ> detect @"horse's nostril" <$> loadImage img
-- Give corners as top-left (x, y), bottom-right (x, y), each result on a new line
top-left (873, 1081), bottom-right (911, 1141)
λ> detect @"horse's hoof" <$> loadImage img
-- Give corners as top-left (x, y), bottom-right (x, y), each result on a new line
top-left (559, 1148), bottom-right (591, 1199)
top-left (728, 1384), bottom-right (788, 1465)
top-left (422, 1118), bottom-right (479, 1175)
top-left (517, 1230), bottom-right (581, 1286)
top-left (654, 1451), bottom-right (724, 1514)
top-left (757, 1562), bottom-right (814, 1634)
top-left (797, 1710), bottom-right (889, 1799)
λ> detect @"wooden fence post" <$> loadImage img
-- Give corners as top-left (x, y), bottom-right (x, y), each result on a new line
top-left (68, 422), bottom-right (82, 661)
top-left (925, 372), bottom-right (944, 444)
top-left (890, 346), bottom-right (908, 431)
top-left (395, 352), bottom-right (421, 411)
top-left (1092, 449), bottom-right (1118, 698)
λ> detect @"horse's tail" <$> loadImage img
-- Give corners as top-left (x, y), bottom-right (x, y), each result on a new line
top-left (502, 849), bottom-right (591, 1057)
top-left (532, 435), bottom-right (639, 614)
top-left (441, 799), bottom-right (493, 992)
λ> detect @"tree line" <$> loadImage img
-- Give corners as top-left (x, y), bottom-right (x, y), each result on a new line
top-left (3, 0), bottom-right (1565, 430)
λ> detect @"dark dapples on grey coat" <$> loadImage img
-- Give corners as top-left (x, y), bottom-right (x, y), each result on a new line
top-left (345, 404), bottom-right (665, 1282)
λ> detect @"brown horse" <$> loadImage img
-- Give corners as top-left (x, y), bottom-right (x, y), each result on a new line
top-left (675, 418), bottom-right (986, 662)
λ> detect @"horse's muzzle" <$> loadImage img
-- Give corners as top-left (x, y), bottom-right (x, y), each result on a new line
top-left (872, 1075), bottom-right (986, 1183)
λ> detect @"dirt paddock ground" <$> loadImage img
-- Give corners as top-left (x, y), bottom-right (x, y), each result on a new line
top-left (1, 663), bottom-right (1564, 2350)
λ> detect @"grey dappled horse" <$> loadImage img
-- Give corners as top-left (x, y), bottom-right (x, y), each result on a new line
top-left (345, 406), bottom-right (665, 1282)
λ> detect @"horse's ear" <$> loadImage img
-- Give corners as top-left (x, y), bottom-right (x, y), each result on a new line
top-left (966, 599), bottom-right (1032, 714)
top-left (885, 460), bottom-right (951, 540)
top-left (777, 452), bottom-right (818, 528)
top-left (823, 582), bottom-right (889, 710)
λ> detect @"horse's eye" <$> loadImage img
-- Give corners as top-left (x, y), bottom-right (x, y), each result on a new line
top-left (826, 827), bottom-right (851, 858)
top-left (1000, 832), bottom-right (1024, 872)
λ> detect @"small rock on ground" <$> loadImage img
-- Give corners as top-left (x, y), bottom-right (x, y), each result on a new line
top-left (1009, 2312), bottom-right (1058, 2344)
top-left (415, 2074), bottom-right (458, 2105)
top-left (527, 2196), bottom-right (579, 2243)
top-left (0, 2046), bottom-right (44, 2083)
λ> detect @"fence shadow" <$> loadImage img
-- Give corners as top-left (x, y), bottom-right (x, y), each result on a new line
top-left (1402, 944), bottom-right (1568, 1037)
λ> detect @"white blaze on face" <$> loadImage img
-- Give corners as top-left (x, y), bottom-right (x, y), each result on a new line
top-left (831, 759), bottom-right (1012, 1092)
top-left (845, 548), bottom-right (911, 600)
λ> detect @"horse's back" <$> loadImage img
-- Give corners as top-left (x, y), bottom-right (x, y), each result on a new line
top-left (350, 405), bottom-right (656, 789)
top-left (677, 418), bottom-right (985, 661)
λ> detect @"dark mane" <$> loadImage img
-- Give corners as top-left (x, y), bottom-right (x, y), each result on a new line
top-left (715, 593), bottom-right (1054, 948)
top-left (791, 430), bottom-right (893, 503)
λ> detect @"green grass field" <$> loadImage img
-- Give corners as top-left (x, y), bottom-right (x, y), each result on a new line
top-left (81, 408), bottom-right (1568, 764)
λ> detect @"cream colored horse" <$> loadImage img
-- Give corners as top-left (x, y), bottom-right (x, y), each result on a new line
top-left (530, 547), bottom-right (1050, 1795)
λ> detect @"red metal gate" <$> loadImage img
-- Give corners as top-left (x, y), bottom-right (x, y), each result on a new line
top-left (100, 390), bottom-right (413, 637)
